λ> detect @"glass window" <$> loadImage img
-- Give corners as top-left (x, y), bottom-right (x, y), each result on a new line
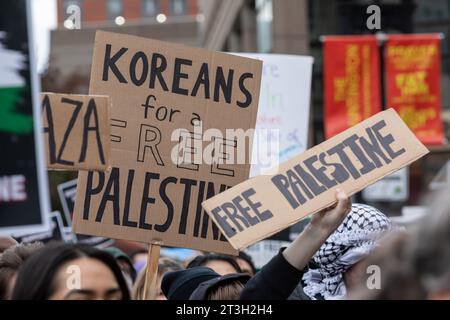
top-left (170, 0), bottom-right (187, 15)
top-left (142, 0), bottom-right (159, 17)
top-left (107, 0), bottom-right (123, 20)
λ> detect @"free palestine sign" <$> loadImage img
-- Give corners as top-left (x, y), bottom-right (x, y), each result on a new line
top-left (202, 109), bottom-right (429, 250)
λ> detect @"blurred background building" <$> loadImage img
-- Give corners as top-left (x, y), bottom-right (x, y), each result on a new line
top-left (42, 0), bottom-right (450, 215)
top-left (44, 0), bottom-right (199, 94)
top-left (195, 0), bottom-right (450, 214)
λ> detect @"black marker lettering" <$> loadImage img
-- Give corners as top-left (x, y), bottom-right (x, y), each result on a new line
top-left (211, 206), bottom-right (236, 238)
top-left (214, 67), bottom-right (233, 104)
top-left (80, 98), bottom-right (105, 165)
top-left (83, 171), bottom-right (105, 220)
top-left (102, 44), bottom-right (128, 83)
top-left (139, 172), bottom-right (160, 230)
top-left (293, 164), bottom-right (326, 196)
top-left (327, 143), bottom-right (361, 179)
top-left (155, 177), bottom-right (177, 232)
top-left (372, 120), bottom-right (406, 159)
top-left (57, 97), bottom-right (83, 166)
top-left (191, 63), bottom-right (210, 99)
top-left (237, 72), bottom-right (253, 108)
top-left (304, 154), bottom-right (338, 188)
top-left (343, 134), bottom-right (375, 175)
top-left (172, 58), bottom-right (192, 96)
top-left (242, 188), bottom-right (273, 222)
top-left (122, 169), bottom-right (137, 227)
top-left (150, 53), bottom-right (168, 91)
top-left (41, 95), bottom-right (57, 164)
top-left (129, 51), bottom-right (149, 86)
top-left (96, 167), bottom-right (120, 225)
top-left (178, 178), bottom-right (197, 234)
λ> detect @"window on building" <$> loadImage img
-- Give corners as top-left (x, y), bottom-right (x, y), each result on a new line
top-left (107, 0), bottom-right (123, 20)
top-left (170, 0), bottom-right (187, 15)
top-left (142, 0), bottom-right (159, 17)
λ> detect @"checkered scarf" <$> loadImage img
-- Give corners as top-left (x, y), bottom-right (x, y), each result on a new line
top-left (302, 203), bottom-right (392, 300)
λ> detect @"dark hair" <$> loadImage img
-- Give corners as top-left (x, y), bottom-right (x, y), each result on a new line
top-left (11, 242), bottom-right (130, 300)
top-left (187, 253), bottom-right (242, 273)
top-left (237, 251), bottom-right (257, 275)
top-left (207, 280), bottom-right (244, 300)
top-left (0, 242), bottom-right (43, 299)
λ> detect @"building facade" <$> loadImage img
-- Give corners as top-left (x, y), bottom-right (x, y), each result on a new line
top-left (44, 0), bottom-right (199, 94)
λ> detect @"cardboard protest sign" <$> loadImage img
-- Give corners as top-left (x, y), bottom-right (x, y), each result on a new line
top-left (233, 54), bottom-right (313, 177)
top-left (57, 178), bottom-right (78, 226)
top-left (41, 93), bottom-right (110, 171)
top-left (0, 0), bottom-right (51, 236)
top-left (15, 211), bottom-right (69, 244)
top-left (202, 109), bottom-right (429, 250)
top-left (72, 31), bottom-right (262, 254)
top-left (57, 178), bottom-right (114, 247)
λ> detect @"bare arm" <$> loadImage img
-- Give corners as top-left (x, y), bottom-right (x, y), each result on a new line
top-left (240, 189), bottom-right (351, 300)
top-left (282, 189), bottom-right (351, 270)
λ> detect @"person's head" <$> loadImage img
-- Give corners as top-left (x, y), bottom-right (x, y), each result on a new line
top-left (347, 231), bottom-right (426, 300)
top-left (104, 247), bottom-right (137, 287)
top-left (190, 273), bottom-right (250, 300)
top-left (129, 248), bottom-right (149, 273)
top-left (204, 280), bottom-right (245, 300)
top-left (0, 242), bottom-right (43, 299)
top-left (405, 190), bottom-right (450, 299)
top-left (133, 257), bottom-right (183, 300)
top-left (187, 253), bottom-right (242, 275)
top-left (302, 203), bottom-right (394, 300)
top-left (236, 251), bottom-right (257, 275)
top-left (161, 266), bottom-right (250, 300)
top-left (12, 242), bottom-right (130, 300)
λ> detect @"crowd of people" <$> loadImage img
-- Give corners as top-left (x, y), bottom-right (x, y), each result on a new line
top-left (1, 188), bottom-right (449, 300)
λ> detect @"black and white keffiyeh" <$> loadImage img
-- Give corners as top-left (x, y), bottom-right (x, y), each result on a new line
top-left (302, 203), bottom-right (392, 300)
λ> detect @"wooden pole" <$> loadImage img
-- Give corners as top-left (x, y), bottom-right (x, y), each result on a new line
top-left (143, 241), bottom-right (161, 300)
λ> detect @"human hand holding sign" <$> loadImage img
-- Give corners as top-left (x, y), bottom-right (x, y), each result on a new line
top-left (309, 189), bottom-right (352, 234)
top-left (282, 189), bottom-right (351, 271)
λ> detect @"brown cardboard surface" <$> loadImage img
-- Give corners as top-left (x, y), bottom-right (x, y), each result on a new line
top-left (41, 93), bottom-right (110, 171)
top-left (72, 31), bottom-right (262, 254)
top-left (202, 109), bottom-right (429, 250)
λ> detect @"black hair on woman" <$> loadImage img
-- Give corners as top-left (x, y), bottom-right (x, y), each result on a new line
top-left (187, 253), bottom-right (242, 273)
top-left (237, 251), bottom-right (257, 275)
top-left (11, 242), bottom-right (130, 300)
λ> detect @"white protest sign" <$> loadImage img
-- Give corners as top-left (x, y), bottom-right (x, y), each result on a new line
top-left (362, 167), bottom-right (409, 201)
top-left (233, 54), bottom-right (313, 177)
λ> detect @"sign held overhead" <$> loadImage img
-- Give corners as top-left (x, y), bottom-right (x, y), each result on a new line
top-left (202, 109), bottom-right (429, 250)
top-left (73, 31), bottom-right (262, 254)
top-left (41, 93), bottom-right (110, 171)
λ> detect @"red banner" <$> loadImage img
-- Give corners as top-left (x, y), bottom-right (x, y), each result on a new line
top-left (385, 34), bottom-right (444, 145)
top-left (324, 35), bottom-right (382, 139)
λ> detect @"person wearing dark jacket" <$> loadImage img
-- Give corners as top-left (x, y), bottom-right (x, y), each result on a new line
top-left (240, 189), bottom-right (351, 300)
top-left (162, 189), bottom-right (352, 300)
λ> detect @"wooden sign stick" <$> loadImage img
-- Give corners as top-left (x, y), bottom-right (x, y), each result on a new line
top-left (143, 241), bottom-right (162, 300)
